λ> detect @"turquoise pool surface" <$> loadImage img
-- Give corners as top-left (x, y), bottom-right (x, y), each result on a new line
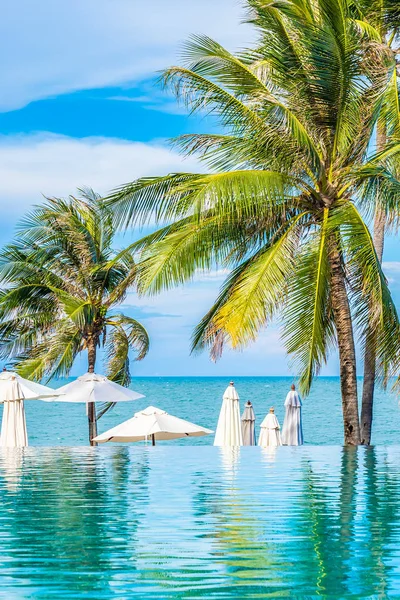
top-left (0, 445), bottom-right (400, 598)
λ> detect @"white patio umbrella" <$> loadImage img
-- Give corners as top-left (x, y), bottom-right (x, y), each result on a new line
top-left (0, 370), bottom-right (60, 400)
top-left (281, 387), bottom-right (304, 446)
top-left (241, 400), bottom-right (256, 446)
top-left (93, 405), bottom-right (213, 445)
top-left (53, 372), bottom-right (145, 403)
top-left (0, 370), bottom-right (62, 448)
top-left (214, 381), bottom-right (243, 447)
top-left (0, 374), bottom-right (28, 447)
top-left (258, 408), bottom-right (282, 448)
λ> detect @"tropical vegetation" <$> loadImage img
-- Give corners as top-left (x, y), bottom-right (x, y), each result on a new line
top-left (350, 0), bottom-right (400, 444)
top-left (0, 189), bottom-right (149, 443)
top-left (107, 0), bottom-right (400, 444)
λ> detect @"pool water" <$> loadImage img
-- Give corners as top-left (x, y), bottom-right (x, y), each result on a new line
top-left (0, 445), bottom-right (400, 598)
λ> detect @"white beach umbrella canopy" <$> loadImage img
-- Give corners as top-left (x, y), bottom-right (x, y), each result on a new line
top-left (52, 372), bottom-right (145, 403)
top-left (214, 381), bottom-right (243, 447)
top-left (0, 370), bottom-right (60, 400)
top-left (0, 374), bottom-right (28, 447)
top-left (93, 405), bottom-right (213, 444)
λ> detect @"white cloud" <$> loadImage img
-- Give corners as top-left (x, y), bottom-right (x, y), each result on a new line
top-left (107, 94), bottom-right (188, 115)
top-left (0, 0), bottom-right (253, 111)
top-left (0, 132), bottom-right (200, 223)
top-left (383, 262), bottom-right (400, 273)
top-left (193, 268), bottom-right (231, 282)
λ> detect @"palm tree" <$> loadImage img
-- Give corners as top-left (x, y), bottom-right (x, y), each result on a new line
top-left (0, 189), bottom-right (149, 444)
top-left (349, 1), bottom-right (400, 444)
top-left (107, 0), bottom-right (400, 444)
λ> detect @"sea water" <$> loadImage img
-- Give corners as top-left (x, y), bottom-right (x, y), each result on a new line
top-left (14, 376), bottom-right (400, 446)
top-left (0, 445), bottom-right (400, 598)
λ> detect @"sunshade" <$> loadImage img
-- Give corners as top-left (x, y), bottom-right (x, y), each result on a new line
top-left (93, 405), bottom-right (213, 444)
top-left (241, 400), bottom-right (256, 446)
top-left (52, 372), bottom-right (145, 403)
top-left (258, 408), bottom-right (282, 448)
top-left (0, 374), bottom-right (28, 447)
top-left (281, 389), bottom-right (304, 445)
top-left (214, 382), bottom-right (243, 447)
top-left (0, 370), bottom-right (60, 400)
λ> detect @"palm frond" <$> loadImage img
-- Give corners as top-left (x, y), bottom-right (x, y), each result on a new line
top-left (328, 201), bottom-right (400, 379)
top-left (192, 212), bottom-right (310, 354)
top-left (283, 209), bottom-right (335, 395)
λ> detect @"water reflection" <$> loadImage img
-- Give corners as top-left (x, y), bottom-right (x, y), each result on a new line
top-left (0, 448), bottom-right (150, 599)
top-left (0, 447), bottom-right (399, 598)
top-left (299, 448), bottom-right (358, 596)
top-left (0, 448), bottom-right (25, 491)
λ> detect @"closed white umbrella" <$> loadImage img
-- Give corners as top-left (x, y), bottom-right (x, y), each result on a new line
top-left (281, 387), bottom-right (304, 446)
top-left (53, 372), bottom-right (145, 403)
top-left (258, 407), bottom-right (282, 448)
top-left (0, 374), bottom-right (28, 447)
top-left (93, 405), bottom-right (213, 445)
top-left (214, 381), bottom-right (243, 447)
top-left (241, 400), bottom-right (256, 446)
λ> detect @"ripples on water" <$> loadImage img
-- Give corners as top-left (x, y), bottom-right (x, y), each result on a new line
top-left (0, 446), bottom-right (400, 598)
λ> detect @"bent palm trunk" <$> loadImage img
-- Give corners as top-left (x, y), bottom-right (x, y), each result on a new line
top-left (87, 337), bottom-right (98, 446)
top-left (329, 239), bottom-right (360, 445)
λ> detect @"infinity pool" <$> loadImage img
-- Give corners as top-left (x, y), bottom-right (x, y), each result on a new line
top-left (0, 445), bottom-right (399, 598)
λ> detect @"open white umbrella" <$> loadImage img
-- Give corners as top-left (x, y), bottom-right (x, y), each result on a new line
top-left (51, 372), bottom-right (145, 446)
top-left (93, 405), bottom-right (213, 445)
top-left (53, 372), bottom-right (145, 403)
top-left (214, 381), bottom-right (243, 447)
top-left (0, 374), bottom-right (28, 447)
top-left (0, 370), bottom-right (60, 400)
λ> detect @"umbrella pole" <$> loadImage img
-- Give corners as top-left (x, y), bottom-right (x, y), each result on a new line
top-left (88, 402), bottom-right (98, 446)
top-left (151, 434), bottom-right (156, 446)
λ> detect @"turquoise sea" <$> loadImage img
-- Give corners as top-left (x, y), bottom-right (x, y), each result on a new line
top-left (1, 377), bottom-right (400, 598)
top-left (14, 376), bottom-right (400, 446)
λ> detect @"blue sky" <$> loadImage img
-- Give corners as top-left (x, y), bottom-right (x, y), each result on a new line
top-left (1, 0), bottom-right (399, 377)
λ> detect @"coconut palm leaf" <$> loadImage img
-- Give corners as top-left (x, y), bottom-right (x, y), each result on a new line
top-left (283, 209), bottom-right (336, 395)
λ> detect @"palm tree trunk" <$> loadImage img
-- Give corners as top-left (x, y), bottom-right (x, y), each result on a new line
top-left (360, 125), bottom-right (386, 445)
top-left (87, 336), bottom-right (98, 446)
top-left (329, 239), bottom-right (361, 445)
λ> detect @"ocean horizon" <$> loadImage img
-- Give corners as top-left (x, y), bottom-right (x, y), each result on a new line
top-left (8, 376), bottom-right (399, 447)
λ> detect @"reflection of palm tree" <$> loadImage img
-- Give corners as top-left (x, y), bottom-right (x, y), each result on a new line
top-left (300, 448), bottom-right (358, 596)
top-left (0, 448), bottom-right (150, 596)
top-left (300, 447), bottom-right (400, 598)
top-left (357, 448), bottom-right (400, 598)
top-left (190, 451), bottom-right (285, 596)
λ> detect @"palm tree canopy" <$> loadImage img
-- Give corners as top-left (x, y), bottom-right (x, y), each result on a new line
top-left (107, 0), bottom-right (400, 395)
top-left (0, 189), bottom-right (149, 386)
